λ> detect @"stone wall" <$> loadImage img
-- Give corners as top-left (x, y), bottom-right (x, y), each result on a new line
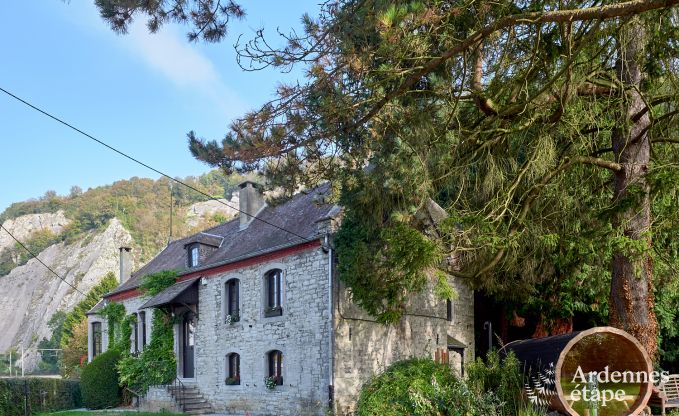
top-left (193, 246), bottom-right (332, 416)
top-left (140, 386), bottom-right (181, 413)
top-left (332, 275), bottom-right (474, 415)
top-left (86, 240), bottom-right (474, 416)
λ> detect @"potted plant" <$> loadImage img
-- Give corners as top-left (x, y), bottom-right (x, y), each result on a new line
top-left (225, 376), bottom-right (240, 385)
top-left (264, 376), bottom-right (281, 390)
top-left (225, 312), bottom-right (240, 325)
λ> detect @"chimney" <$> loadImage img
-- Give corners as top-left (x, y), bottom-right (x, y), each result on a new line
top-left (238, 181), bottom-right (265, 229)
top-left (119, 247), bottom-right (132, 284)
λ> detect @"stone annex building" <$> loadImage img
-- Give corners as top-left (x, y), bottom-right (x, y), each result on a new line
top-left (87, 181), bottom-right (474, 415)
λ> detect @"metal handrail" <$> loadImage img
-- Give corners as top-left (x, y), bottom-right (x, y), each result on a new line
top-left (170, 377), bottom-right (186, 410)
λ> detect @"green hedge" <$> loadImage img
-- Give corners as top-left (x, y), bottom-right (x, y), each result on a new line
top-left (81, 349), bottom-right (122, 409)
top-left (0, 377), bottom-right (82, 416)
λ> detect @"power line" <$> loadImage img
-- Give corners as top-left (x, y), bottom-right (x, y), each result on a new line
top-left (0, 86), bottom-right (310, 242)
top-left (0, 225), bottom-right (86, 296)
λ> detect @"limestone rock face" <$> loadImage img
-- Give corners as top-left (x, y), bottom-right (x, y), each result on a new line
top-left (0, 211), bottom-right (70, 253)
top-left (0, 217), bottom-right (133, 371)
top-left (185, 194), bottom-right (239, 228)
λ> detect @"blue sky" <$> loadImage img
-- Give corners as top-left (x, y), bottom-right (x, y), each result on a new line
top-left (0, 1), bottom-right (319, 214)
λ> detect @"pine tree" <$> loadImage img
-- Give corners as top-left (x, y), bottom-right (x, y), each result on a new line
top-left (98, 0), bottom-right (679, 357)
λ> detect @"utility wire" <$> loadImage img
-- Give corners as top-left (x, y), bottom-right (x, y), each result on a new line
top-left (0, 86), bottom-right (311, 242)
top-left (0, 224), bottom-right (86, 296)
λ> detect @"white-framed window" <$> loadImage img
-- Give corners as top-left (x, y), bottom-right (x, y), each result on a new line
top-left (225, 279), bottom-right (240, 323)
top-left (132, 315), bottom-right (138, 353)
top-left (225, 353), bottom-right (240, 385)
top-left (91, 322), bottom-right (102, 358)
top-left (267, 350), bottom-right (283, 385)
top-left (139, 311), bottom-right (147, 349)
top-left (263, 269), bottom-right (283, 317)
top-left (189, 245), bottom-right (200, 267)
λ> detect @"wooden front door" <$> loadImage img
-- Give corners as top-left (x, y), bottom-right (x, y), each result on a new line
top-left (182, 313), bottom-right (195, 378)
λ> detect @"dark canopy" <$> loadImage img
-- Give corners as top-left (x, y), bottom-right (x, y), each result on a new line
top-left (140, 278), bottom-right (200, 309)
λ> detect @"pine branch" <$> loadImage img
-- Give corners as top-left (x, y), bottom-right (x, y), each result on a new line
top-left (569, 156), bottom-right (623, 172)
top-left (355, 0), bottom-right (679, 128)
top-left (456, 154), bottom-right (622, 279)
top-left (653, 138), bottom-right (679, 144)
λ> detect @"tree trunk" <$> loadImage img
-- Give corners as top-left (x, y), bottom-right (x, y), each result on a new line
top-left (609, 20), bottom-right (657, 358)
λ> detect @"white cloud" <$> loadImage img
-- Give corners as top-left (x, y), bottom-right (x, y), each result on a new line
top-left (61, 2), bottom-right (246, 116)
top-left (127, 22), bottom-right (219, 89)
top-left (124, 21), bottom-right (245, 115)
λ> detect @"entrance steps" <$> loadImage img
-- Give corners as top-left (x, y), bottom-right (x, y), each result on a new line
top-left (168, 384), bottom-right (214, 415)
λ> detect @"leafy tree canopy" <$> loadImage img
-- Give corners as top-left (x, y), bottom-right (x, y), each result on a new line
top-left (0, 170), bottom-right (251, 263)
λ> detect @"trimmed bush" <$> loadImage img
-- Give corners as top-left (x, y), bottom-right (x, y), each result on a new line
top-left (356, 358), bottom-right (500, 416)
top-left (80, 349), bottom-right (122, 409)
top-left (0, 378), bottom-right (81, 416)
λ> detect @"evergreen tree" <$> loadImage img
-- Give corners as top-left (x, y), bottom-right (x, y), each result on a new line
top-left (94, 0), bottom-right (244, 42)
top-left (97, 0), bottom-right (679, 358)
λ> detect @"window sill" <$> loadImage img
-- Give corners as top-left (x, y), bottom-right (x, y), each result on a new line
top-left (264, 307), bottom-right (283, 318)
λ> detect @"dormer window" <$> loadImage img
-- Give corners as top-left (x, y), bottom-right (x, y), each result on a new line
top-left (184, 234), bottom-right (222, 269)
top-left (189, 245), bottom-right (200, 268)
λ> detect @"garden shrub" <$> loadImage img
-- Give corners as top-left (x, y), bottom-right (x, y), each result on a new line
top-left (356, 358), bottom-right (500, 416)
top-left (80, 349), bottom-right (122, 409)
top-left (0, 378), bottom-right (81, 416)
top-left (467, 350), bottom-right (524, 416)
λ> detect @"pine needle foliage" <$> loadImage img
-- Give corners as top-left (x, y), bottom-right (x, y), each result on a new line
top-left (96, 0), bottom-right (679, 357)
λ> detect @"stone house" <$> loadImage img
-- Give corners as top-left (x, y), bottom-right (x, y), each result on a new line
top-left (86, 181), bottom-right (474, 415)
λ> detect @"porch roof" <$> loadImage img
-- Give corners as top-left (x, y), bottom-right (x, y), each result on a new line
top-left (140, 278), bottom-right (200, 309)
top-left (447, 335), bottom-right (467, 350)
top-left (85, 299), bottom-right (106, 316)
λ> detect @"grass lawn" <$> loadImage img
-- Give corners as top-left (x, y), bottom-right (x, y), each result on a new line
top-left (36, 412), bottom-right (184, 416)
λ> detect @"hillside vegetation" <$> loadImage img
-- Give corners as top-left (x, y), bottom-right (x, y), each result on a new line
top-left (0, 170), bottom-right (253, 270)
top-left (0, 170), bottom-right (255, 375)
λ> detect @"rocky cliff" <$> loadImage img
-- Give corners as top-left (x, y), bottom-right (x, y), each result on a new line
top-left (0, 211), bottom-right (70, 253)
top-left (185, 194), bottom-right (240, 228)
top-left (0, 217), bottom-right (133, 371)
top-left (0, 172), bottom-right (246, 372)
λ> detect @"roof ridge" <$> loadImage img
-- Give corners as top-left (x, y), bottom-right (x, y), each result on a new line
top-left (105, 181), bottom-right (337, 297)
top-left (199, 231), bottom-right (224, 238)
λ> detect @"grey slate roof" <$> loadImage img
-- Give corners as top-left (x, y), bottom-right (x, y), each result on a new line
top-left (106, 183), bottom-right (338, 297)
top-left (140, 278), bottom-right (200, 309)
top-left (183, 233), bottom-right (224, 248)
top-left (86, 299), bottom-right (106, 316)
top-left (447, 335), bottom-right (467, 349)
